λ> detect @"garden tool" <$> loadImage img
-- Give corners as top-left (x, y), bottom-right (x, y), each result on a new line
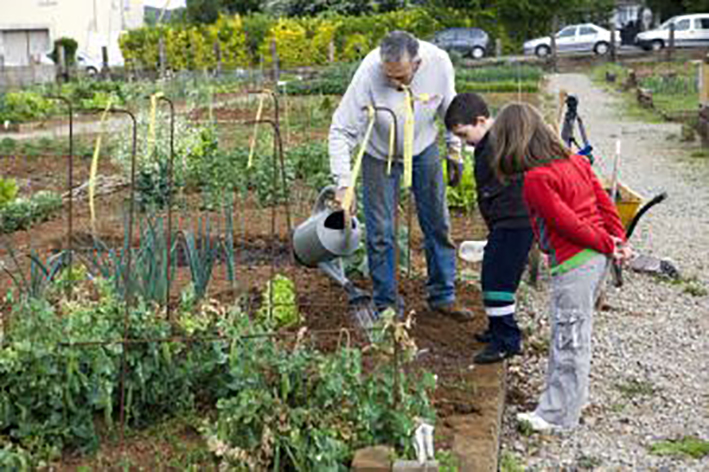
top-left (292, 185), bottom-right (360, 267)
top-left (293, 185), bottom-right (376, 331)
top-left (561, 96), bottom-right (668, 288)
top-left (318, 258), bottom-right (378, 332)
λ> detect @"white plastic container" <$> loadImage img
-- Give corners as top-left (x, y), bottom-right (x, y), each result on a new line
top-left (459, 240), bottom-right (487, 263)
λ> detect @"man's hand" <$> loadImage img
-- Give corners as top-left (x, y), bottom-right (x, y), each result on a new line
top-left (335, 186), bottom-right (357, 215)
top-left (446, 154), bottom-right (464, 187)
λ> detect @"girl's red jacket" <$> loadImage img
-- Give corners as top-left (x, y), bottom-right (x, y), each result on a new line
top-left (523, 154), bottom-right (626, 274)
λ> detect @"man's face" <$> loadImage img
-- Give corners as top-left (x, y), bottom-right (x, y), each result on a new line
top-left (452, 119), bottom-right (487, 146)
top-left (382, 58), bottom-right (420, 89)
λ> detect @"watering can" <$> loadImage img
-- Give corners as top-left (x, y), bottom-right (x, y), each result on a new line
top-left (293, 185), bottom-right (361, 267)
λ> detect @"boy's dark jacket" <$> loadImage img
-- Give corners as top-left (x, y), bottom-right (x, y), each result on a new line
top-left (474, 133), bottom-right (530, 229)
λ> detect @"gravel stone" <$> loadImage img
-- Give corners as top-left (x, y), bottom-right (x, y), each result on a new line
top-left (500, 73), bottom-right (709, 471)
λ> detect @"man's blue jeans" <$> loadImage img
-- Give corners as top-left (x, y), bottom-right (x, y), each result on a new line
top-left (362, 143), bottom-right (456, 311)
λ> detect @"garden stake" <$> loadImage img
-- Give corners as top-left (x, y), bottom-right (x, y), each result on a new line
top-left (157, 95), bottom-right (176, 321)
top-left (47, 95), bottom-right (74, 298)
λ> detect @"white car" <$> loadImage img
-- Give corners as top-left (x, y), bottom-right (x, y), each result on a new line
top-left (636, 14), bottom-right (709, 51)
top-left (524, 23), bottom-right (621, 57)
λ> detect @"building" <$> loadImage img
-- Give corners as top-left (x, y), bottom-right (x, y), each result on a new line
top-left (0, 0), bottom-right (144, 67)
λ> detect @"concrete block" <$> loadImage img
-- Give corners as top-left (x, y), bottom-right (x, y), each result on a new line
top-left (392, 460), bottom-right (439, 471)
top-left (351, 445), bottom-right (394, 472)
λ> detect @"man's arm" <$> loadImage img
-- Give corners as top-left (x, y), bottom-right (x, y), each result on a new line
top-left (329, 57), bottom-right (374, 189)
top-left (437, 51), bottom-right (462, 156)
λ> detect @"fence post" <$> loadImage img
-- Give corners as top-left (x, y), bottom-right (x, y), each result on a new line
top-left (700, 54), bottom-right (709, 106)
top-left (550, 16), bottom-right (558, 72)
top-left (158, 36), bottom-right (166, 79)
top-left (328, 39), bottom-right (335, 63)
top-left (495, 38), bottom-right (502, 58)
top-left (609, 21), bottom-right (617, 63)
top-left (270, 38), bottom-right (280, 82)
top-left (214, 40), bottom-right (222, 77)
top-left (667, 22), bottom-right (675, 61)
top-left (57, 44), bottom-right (68, 83)
top-left (101, 46), bottom-right (110, 79)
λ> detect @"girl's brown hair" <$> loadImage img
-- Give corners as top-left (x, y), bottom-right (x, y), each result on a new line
top-left (489, 102), bottom-right (572, 179)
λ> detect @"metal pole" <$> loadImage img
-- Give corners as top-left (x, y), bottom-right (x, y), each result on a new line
top-left (158, 96), bottom-right (175, 322)
top-left (47, 95), bottom-right (74, 298)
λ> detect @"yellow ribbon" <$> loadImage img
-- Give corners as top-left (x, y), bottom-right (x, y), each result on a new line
top-left (343, 105), bottom-right (376, 214)
top-left (386, 120), bottom-right (395, 176)
top-left (89, 98), bottom-right (113, 235)
top-left (248, 91), bottom-right (267, 168)
top-left (402, 86), bottom-right (414, 189)
top-left (148, 93), bottom-right (158, 157)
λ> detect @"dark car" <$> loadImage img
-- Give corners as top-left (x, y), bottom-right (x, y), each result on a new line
top-left (431, 28), bottom-right (490, 59)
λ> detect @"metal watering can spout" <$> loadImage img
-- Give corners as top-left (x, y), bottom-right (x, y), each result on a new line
top-left (293, 185), bottom-right (361, 267)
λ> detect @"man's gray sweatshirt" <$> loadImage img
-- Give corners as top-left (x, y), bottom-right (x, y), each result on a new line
top-left (328, 40), bottom-right (461, 188)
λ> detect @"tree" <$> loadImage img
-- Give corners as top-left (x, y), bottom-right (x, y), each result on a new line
top-left (222, 0), bottom-right (263, 15)
top-left (186, 0), bottom-right (221, 23)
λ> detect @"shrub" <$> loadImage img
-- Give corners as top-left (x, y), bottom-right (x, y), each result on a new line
top-left (0, 191), bottom-right (62, 233)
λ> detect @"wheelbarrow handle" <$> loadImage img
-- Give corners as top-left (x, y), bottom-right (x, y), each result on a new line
top-left (613, 192), bottom-right (668, 288)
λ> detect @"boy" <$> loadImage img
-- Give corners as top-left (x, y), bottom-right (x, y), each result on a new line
top-left (445, 93), bottom-right (534, 364)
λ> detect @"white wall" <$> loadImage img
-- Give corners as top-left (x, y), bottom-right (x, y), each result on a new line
top-left (0, 0), bottom-right (144, 66)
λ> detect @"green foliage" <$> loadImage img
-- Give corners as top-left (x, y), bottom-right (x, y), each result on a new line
top-left (0, 291), bottom-right (233, 465)
top-left (203, 320), bottom-right (435, 470)
top-left (0, 177), bottom-right (18, 209)
top-left (50, 37), bottom-right (78, 66)
top-left (257, 274), bottom-right (299, 328)
top-left (287, 63), bottom-right (359, 96)
top-left (499, 449), bottom-right (525, 472)
top-left (443, 154), bottom-right (477, 213)
top-left (650, 436), bottom-right (709, 459)
top-left (0, 191), bottom-right (62, 234)
top-left (181, 216), bottom-right (221, 301)
top-left (456, 64), bottom-right (542, 94)
top-left (1, 247), bottom-right (69, 301)
top-left (614, 377), bottom-right (656, 399)
top-left (0, 91), bottom-right (58, 123)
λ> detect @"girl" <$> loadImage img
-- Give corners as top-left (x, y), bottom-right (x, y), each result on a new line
top-left (489, 102), bottom-right (632, 431)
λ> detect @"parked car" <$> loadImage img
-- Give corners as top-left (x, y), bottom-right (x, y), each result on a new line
top-left (636, 14), bottom-right (709, 51)
top-left (523, 23), bottom-right (621, 57)
top-left (431, 28), bottom-right (490, 59)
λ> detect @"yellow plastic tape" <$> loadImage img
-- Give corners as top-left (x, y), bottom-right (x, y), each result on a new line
top-left (248, 92), bottom-right (267, 168)
top-left (148, 92), bottom-right (163, 158)
top-left (402, 86), bottom-right (414, 189)
top-left (89, 98), bottom-right (113, 234)
top-left (343, 105), bottom-right (376, 213)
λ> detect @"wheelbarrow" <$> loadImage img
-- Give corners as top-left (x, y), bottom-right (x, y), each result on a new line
top-left (561, 93), bottom-right (668, 287)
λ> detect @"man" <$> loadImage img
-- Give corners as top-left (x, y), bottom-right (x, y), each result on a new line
top-left (329, 30), bottom-right (472, 321)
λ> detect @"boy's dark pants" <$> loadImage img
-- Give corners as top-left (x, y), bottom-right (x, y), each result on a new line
top-left (481, 227), bottom-right (534, 350)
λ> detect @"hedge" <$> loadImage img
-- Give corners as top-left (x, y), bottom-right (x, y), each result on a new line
top-left (119, 7), bottom-right (512, 71)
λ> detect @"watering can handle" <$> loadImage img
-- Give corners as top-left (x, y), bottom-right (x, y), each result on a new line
top-left (313, 185), bottom-right (337, 214)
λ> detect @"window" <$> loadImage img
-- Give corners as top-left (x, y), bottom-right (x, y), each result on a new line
top-left (557, 27), bottom-right (576, 38)
top-left (579, 26), bottom-right (597, 36)
top-left (674, 19), bottom-right (691, 31)
top-left (695, 18), bottom-right (709, 30)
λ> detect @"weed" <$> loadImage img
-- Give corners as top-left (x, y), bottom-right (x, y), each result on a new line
top-left (650, 436), bottom-right (709, 459)
top-left (517, 418), bottom-right (535, 437)
top-left (499, 449), bottom-right (525, 472)
top-left (609, 402), bottom-right (627, 413)
top-left (577, 453), bottom-right (602, 469)
top-left (682, 277), bottom-right (708, 297)
top-left (527, 335), bottom-right (549, 356)
top-left (436, 449), bottom-right (461, 472)
top-left (690, 149), bottom-right (709, 159)
top-left (614, 377), bottom-right (656, 399)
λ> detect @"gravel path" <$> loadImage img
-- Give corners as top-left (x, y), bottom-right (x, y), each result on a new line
top-left (500, 73), bottom-right (709, 470)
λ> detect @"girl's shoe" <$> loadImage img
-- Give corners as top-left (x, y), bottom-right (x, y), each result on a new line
top-left (516, 411), bottom-right (554, 432)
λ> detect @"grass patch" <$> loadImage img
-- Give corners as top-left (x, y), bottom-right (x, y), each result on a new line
top-left (614, 377), bottom-right (656, 399)
top-left (499, 450), bottom-right (525, 472)
top-left (690, 149), bottom-right (709, 159)
top-left (436, 450), bottom-right (461, 472)
top-left (516, 418), bottom-right (535, 437)
top-left (577, 453), bottom-right (602, 469)
top-left (650, 436), bottom-right (709, 459)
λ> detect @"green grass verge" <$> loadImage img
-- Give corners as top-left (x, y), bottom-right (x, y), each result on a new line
top-left (650, 437), bottom-right (709, 459)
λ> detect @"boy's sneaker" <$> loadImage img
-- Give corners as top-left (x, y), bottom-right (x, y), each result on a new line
top-left (474, 329), bottom-right (493, 343)
top-left (473, 342), bottom-right (521, 364)
top-left (516, 411), bottom-right (554, 433)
